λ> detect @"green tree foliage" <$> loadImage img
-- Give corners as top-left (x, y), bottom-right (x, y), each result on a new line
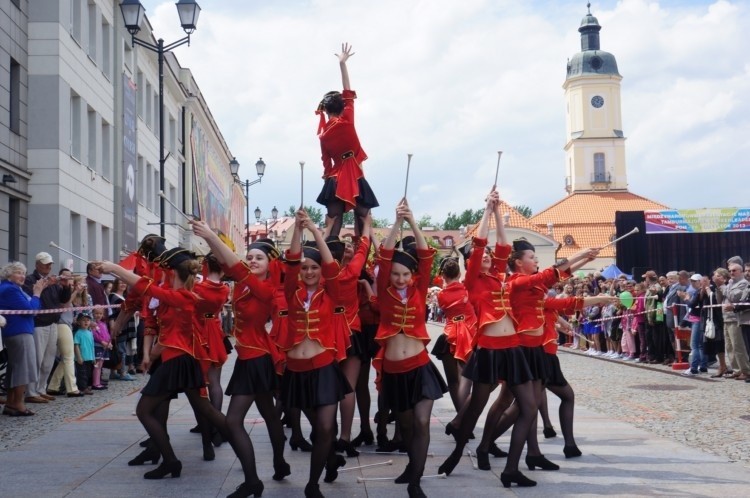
top-left (417, 214), bottom-right (441, 229)
top-left (513, 205), bottom-right (533, 218)
top-left (284, 205), bottom-right (324, 225)
top-left (442, 208), bottom-right (484, 230)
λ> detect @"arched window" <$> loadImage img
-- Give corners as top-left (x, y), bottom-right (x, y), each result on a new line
top-left (594, 153), bottom-right (606, 182)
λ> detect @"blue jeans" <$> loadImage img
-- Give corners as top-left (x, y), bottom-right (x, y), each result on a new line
top-left (690, 321), bottom-right (706, 371)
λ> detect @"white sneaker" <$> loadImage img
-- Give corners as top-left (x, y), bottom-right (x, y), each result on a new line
top-left (593, 350), bottom-right (603, 356)
top-left (682, 368), bottom-right (698, 376)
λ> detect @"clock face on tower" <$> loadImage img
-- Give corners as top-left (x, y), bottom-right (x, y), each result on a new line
top-left (591, 95), bottom-right (604, 108)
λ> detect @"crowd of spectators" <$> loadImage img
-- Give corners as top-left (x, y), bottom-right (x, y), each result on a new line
top-left (0, 252), bottom-right (142, 416)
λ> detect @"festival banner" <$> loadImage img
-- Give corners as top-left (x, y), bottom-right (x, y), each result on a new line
top-left (190, 117), bottom-right (233, 236)
top-left (121, 73), bottom-right (138, 252)
top-left (644, 208), bottom-right (750, 234)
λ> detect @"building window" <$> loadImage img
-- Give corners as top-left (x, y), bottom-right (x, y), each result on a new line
top-left (9, 58), bottom-right (21, 134)
top-left (146, 162), bottom-right (153, 211)
top-left (170, 185), bottom-right (177, 224)
top-left (169, 115), bottom-right (177, 154)
top-left (71, 212), bottom-right (82, 271)
top-left (137, 155), bottom-right (144, 205)
top-left (593, 153), bottom-right (606, 181)
top-left (145, 81), bottom-right (152, 128)
top-left (102, 120), bottom-right (111, 179)
top-left (87, 1), bottom-right (97, 62)
top-left (123, 38), bottom-right (134, 73)
top-left (70, 0), bottom-right (83, 42)
top-left (153, 92), bottom-right (159, 133)
top-left (87, 106), bottom-right (97, 171)
top-left (70, 93), bottom-right (82, 159)
top-left (101, 18), bottom-right (112, 79)
top-left (444, 237), bottom-right (453, 247)
top-left (154, 168), bottom-right (160, 216)
top-left (102, 225), bottom-right (111, 260)
top-left (8, 199), bottom-right (20, 261)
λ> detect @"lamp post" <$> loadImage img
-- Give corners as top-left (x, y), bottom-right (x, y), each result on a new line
top-left (120, 0), bottom-right (201, 238)
top-left (254, 206), bottom-right (279, 240)
top-left (230, 157), bottom-right (267, 251)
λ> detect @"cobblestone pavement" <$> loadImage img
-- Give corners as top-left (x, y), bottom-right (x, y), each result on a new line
top-left (557, 348), bottom-right (750, 463)
top-left (0, 371), bottom-right (148, 451)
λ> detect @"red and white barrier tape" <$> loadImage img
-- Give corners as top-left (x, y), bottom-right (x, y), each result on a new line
top-left (0, 304), bottom-right (121, 316)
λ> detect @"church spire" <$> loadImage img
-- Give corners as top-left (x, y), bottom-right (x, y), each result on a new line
top-left (579, 4), bottom-right (602, 51)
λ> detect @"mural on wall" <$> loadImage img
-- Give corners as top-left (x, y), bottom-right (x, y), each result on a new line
top-left (190, 117), bottom-right (244, 250)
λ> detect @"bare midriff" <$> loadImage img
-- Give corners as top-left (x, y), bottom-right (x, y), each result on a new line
top-left (286, 336), bottom-right (326, 359)
top-left (384, 332), bottom-right (425, 361)
top-left (481, 314), bottom-right (516, 337)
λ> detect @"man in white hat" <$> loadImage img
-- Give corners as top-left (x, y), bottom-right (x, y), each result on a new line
top-left (22, 252), bottom-right (73, 403)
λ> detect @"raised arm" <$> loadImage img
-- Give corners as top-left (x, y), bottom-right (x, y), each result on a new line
top-left (491, 188), bottom-right (507, 246)
top-left (476, 188), bottom-right (496, 240)
top-left (303, 215), bottom-right (334, 265)
top-left (383, 200), bottom-right (405, 251)
top-left (190, 219), bottom-right (240, 268)
top-left (400, 200), bottom-right (427, 251)
top-left (337, 43), bottom-right (354, 91)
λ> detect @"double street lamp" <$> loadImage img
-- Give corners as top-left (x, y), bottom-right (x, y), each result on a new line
top-left (120, 0), bottom-right (201, 238)
top-left (254, 206), bottom-right (279, 240)
top-left (230, 157), bottom-right (267, 251)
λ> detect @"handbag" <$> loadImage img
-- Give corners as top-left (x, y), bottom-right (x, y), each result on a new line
top-left (704, 292), bottom-right (716, 340)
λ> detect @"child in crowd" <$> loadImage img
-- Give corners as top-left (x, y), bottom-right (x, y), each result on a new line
top-left (620, 304), bottom-right (636, 360)
top-left (91, 306), bottom-right (112, 389)
top-left (74, 312), bottom-right (96, 395)
top-left (601, 299), bottom-right (618, 357)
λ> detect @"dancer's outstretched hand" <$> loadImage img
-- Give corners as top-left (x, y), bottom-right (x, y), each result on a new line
top-left (336, 42), bottom-right (355, 63)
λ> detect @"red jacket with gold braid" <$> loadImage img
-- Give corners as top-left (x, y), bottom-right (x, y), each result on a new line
top-left (437, 281), bottom-right (478, 362)
top-left (278, 252), bottom-right (351, 362)
top-left (131, 278), bottom-right (197, 362)
top-left (374, 247), bottom-right (436, 346)
top-left (334, 236), bottom-right (369, 333)
top-left (123, 258), bottom-right (164, 337)
top-left (463, 237), bottom-right (514, 345)
top-left (318, 89), bottom-right (367, 210)
top-left (507, 267), bottom-right (570, 338)
top-left (192, 279), bottom-right (230, 364)
top-left (223, 260), bottom-right (284, 371)
top-left (542, 296), bottom-right (584, 355)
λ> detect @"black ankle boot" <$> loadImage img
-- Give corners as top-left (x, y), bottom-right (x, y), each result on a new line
top-left (563, 444), bottom-right (582, 458)
top-left (139, 437), bottom-right (152, 448)
top-left (525, 454), bottom-right (560, 471)
top-left (475, 449), bottom-right (491, 470)
top-left (488, 443), bottom-right (508, 458)
top-left (227, 480), bottom-right (264, 498)
top-left (128, 447), bottom-right (160, 466)
top-left (203, 442), bottom-right (215, 461)
top-left (304, 483), bottom-right (324, 498)
top-left (394, 462), bottom-right (413, 484)
top-left (543, 426), bottom-right (557, 438)
top-left (500, 470), bottom-right (536, 488)
top-left (323, 454), bottom-right (346, 483)
top-left (351, 429), bottom-right (374, 447)
top-left (289, 437), bottom-right (313, 452)
top-left (407, 483), bottom-right (427, 497)
top-left (335, 438), bottom-right (360, 457)
top-left (437, 447), bottom-right (463, 476)
top-left (272, 460), bottom-right (291, 481)
top-left (143, 460), bottom-right (182, 479)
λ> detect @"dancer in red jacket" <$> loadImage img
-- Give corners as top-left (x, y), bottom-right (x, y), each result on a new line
top-left (316, 43), bottom-right (378, 237)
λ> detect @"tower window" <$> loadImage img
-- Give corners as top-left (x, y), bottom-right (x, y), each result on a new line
top-left (594, 153), bottom-right (606, 181)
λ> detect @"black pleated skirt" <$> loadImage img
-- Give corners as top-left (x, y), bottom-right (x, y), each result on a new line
top-left (381, 361), bottom-right (448, 413)
top-left (543, 353), bottom-right (568, 387)
top-left (316, 177), bottom-right (380, 209)
top-left (430, 333), bottom-right (451, 360)
top-left (346, 330), bottom-right (369, 360)
top-left (521, 346), bottom-right (548, 382)
top-left (225, 354), bottom-right (280, 396)
top-left (281, 361), bottom-right (352, 410)
top-left (141, 354), bottom-right (204, 396)
top-left (462, 346), bottom-right (533, 386)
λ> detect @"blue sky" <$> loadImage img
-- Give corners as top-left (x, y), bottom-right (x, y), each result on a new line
top-left (138, 0), bottom-right (750, 224)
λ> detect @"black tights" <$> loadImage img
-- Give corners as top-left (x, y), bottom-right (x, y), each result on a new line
top-left (476, 384), bottom-right (513, 453)
top-left (326, 200), bottom-right (369, 237)
top-left (397, 399), bottom-right (433, 486)
top-left (226, 392), bottom-right (287, 484)
top-left (546, 383), bottom-right (576, 446)
top-left (442, 356), bottom-right (471, 413)
top-left (355, 358), bottom-right (373, 434)
top-left (137, 389), bottom-right (230, 464)
top-left (303, 404), bottom-right (338, 486)
top-left (447, 380), bottom-right (536, 473)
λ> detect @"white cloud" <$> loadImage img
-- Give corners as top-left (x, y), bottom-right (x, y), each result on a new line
top-left (142, 0), bottom-right (750, 222)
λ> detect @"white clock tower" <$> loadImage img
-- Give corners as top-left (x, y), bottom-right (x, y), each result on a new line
top-left (563, 5), bottom-right (628, 193)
